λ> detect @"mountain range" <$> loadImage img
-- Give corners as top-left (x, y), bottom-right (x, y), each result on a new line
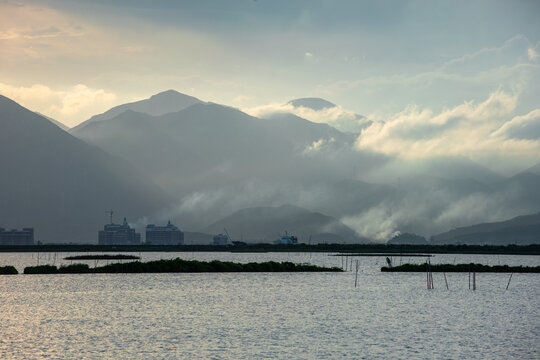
top-left (431, 212), bottom-right (540, 245)
top-left (1, 89), bottom-right (539, 244)
top-left (0, 95), bottom-right (170, 243)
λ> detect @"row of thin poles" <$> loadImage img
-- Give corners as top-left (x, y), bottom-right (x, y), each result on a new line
top-left (341, 255), bottom-right (355, 272)
top-left (342, 254), bottom-right (515, 291)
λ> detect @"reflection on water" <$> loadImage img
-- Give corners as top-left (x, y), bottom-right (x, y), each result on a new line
top-left (0, 252), bottom-right (538, 359)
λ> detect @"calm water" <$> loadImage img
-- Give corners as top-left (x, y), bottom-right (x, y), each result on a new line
top-left (1, 252), bottom-right (539, 359)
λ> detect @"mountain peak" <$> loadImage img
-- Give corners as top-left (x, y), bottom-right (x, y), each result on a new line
top-left (72, 89), bottom-right (203, 132)
top-left (288, 98), bottom-right (337, 111)
top-left (149, 89), bottom-right (197, 101)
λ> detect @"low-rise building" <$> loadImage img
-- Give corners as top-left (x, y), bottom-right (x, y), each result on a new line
top-left (145, 221), bottom-right (184, 245)
top-left (0, 227), bottom-right (34, 245)
top-left (98, 218), bottom-right (141, 245)
top-left (213, 234), bottom-right (229, 246)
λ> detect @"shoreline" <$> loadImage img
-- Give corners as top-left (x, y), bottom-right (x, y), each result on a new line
top-left (0, 244), bottom-right (539, 255)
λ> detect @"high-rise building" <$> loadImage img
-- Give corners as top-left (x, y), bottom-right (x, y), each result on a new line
top-left (0, 228), bottom-right (34, 245)
top-left (98, 218), bottom-right (141, 245)
top-left (145, 221), bottom-right (184, 245)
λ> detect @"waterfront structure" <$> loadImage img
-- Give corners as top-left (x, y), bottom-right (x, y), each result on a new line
top-left (98, 217), bottom-right (141, 245)
top-left (275, 234), bottom-right (298, 245)
top-left (0, 227), bottom-right (34, 245)
top-left (145, 221), bottom-right (184, 245)
top-left (213, 234), bottom-right (229, 246)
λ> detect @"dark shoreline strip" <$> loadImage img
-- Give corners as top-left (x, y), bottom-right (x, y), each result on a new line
top-left (64, 254), bottom-right (140, 260)
top-left (0, 265), bottom-right (18, 275)
top-left (22, 258), bottom-right (342, 274)
top-left (333, 253), bottom-right (432, 257)
top-left (381, 263), bottom-right (540, 273)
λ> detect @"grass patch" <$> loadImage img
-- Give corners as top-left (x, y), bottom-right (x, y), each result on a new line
top-left (23, 258), bottom-right (342, 274)
top-left (382, 263), bottom-right (540, 273)
top-left (64, 254), bottom-right (140, 260)
top-left (0, 265), bottom-right (18, 275)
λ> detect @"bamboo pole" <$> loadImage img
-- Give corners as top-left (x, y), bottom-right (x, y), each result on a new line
top-left (354, 260), bottom-right (359, 288)
top-left (468, 266), bottom-right (471, 290)
top-left (426, 263), bottom-right (430, 289)
top-left (506, 273), bottom-right (513, 290)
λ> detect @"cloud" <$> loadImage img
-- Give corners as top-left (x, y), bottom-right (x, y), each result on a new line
top-left (0, 82), bottom-right (116, 126)
top-left (312, 35), bottom-right (540, 118)
top-left (303, 137), bottom-right (336, 153)
top-left (528, 46), bottom-right (539, 61)
top-left (493, 109), bottom-right (540, 140)
top-left (243, 101), bottom-right (370, 133)
top-left (340, 190), bottom-right (517, 242)
top-left (355, 90), bottom-right (540, 174)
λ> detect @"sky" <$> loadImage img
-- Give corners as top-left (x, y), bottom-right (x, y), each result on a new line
top-left (1, 0), bottom-right (539, 173)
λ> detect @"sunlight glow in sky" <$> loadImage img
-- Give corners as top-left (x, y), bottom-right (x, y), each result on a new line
top-left (1, 0), bottom-right (539, 159)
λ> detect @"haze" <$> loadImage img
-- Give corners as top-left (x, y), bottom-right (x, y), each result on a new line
top-left (1, 1), bottom-right (539, 244)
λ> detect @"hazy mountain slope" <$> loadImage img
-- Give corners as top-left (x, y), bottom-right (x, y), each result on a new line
top-left (36, 112), bottom-right (70, 131)
top-left (73, 101), bottom-right (373, 194)
top-left (430, 212), bottom-right (540, 245)
top-left (492, 172), bottom-right (540, 214)
top-left (71, 90), bottom-right (538, 243)
top-left (362, 156), bottom-right (505, 185)
top-left (72, 89), bottom-right (202, 132)
top-left (203, 204), bottom-right (368, 244)
top-left (524, 162), bottom-right (540, 175)
top-left (286, 97), bottom-right (371, 133)
top-left (0, 95), bottom-right (170, 243)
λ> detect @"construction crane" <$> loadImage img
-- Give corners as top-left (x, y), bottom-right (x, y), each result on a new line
top-left (223, 228), bottom-right (232, 244)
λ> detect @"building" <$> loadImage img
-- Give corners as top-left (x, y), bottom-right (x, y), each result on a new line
top-left (98, 218), bottom-right (141, 245)
top-left (274, 234), bottom-right (298, 245)
top-left (145, 221), bottom-right (184, 245)
top-left (0, 227), bottom-right (34, 245)
top-left (213, 234), bottom-right (229, 246)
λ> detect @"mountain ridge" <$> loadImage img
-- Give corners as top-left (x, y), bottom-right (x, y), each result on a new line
top-left (72, 89), bottom-right (203, 132)
top-left (0, 95), bottom-right (170, 243)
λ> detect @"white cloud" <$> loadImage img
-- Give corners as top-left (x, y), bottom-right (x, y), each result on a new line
top-left (528, 47), bottom-right (538, 61)
top-left (0, 82), bottom-right (116, 127)
top-left (493, 108), bottom-right (540, 140)
top-left (243, 101), bottom-right (370, 133)
top-left (354, 90), bottom-right (540, 174)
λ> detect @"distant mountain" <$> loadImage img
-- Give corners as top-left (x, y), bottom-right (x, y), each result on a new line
top-left (0, 95), bottom-right (170, 243)
top-left (430, 212), bottom-right (540, 245)
top-left (36, 112), bottom-right (70, 131)
top-left (202, 204), bottom-right (368, 244)
top-left (72, 89), bottom-right (202, 132)
top-left (493, 172), bottom-right (540, 213)
top-left (523, 162), bottom-right (540, 176)
top-left (364, 156), bottom-right (505, 185)
top-left (183, 231), bottom-right (214, 245)
top-left (286, 97), bottom-right (371, 133)
top-left (288, 98), bottom-right (336, 111)
top-left (73, 101), bottom-right (364, 194)
top-left (70, 90), bottom-right (539, 243)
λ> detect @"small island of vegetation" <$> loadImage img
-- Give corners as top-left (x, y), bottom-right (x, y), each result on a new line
top-left (382, 263), bottom-right (540, 273)
top-left (23, 258), bottom-right (342, 274)
top-left (64, 254), bottom-right (140, 260)
top-left (0, 265), bottom-right (18, 275)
